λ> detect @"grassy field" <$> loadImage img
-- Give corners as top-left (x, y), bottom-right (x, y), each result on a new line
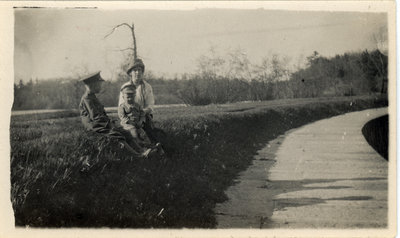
top-left (10, 96), bottom-right (387, 228)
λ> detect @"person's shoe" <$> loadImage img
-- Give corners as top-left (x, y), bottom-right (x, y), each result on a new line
top-left (142, 148), bottom-right (152, 159)
top-left (154, 143), bottom-right (165, 156)
top-left (153, 142), bottom-right (161, 149)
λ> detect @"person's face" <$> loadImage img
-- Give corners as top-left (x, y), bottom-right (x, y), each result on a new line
top-left (123, 92), bottom-right (135, 104)
top-left (130, 68), bottom-right (144, 85)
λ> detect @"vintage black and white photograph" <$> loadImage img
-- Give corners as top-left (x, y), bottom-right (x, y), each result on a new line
top-left (2, 1), bottom-right (396, 237)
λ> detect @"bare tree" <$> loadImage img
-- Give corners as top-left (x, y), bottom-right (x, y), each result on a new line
top-left (253, 57), bottom-right (271, 82)
top-left (373, 26), bottom-right (388, 56)
top-left (196, 46), bottom-right (226, 78)
top-left (104, 23), bottom-right (138, 61)
top-left (370, 26), bottom-right (388, 93)
top-left (226, 48), bottom-right (253, 80)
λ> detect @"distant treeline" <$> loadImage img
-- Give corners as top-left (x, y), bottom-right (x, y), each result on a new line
top-left (13, 49), bottom-right (387, 110)
top-left (177, 50), bottom-right (387, 105)
top-left (12, 77), bottom-right (183, 110)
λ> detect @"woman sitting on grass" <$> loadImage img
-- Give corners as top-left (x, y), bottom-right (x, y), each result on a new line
top-left (79, 71), bottom-right (156, 159)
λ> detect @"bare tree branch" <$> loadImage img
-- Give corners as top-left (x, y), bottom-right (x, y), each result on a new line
top-left (104, 22), bottom-right (139, 61)
top-left (131, 23), bottom-right (137, 60)
top-left (104, 23), bottom-right (133, 39)
top-left (110, 47), bottom-right (135, 52)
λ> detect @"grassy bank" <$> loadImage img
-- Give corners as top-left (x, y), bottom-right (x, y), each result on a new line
top-left (10, 96), bottom-right (387, 228)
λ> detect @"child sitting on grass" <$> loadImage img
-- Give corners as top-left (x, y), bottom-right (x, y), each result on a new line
top-left (118, 83), bottom-right (164, 155)
top-left (79, 71), bottom-right (155, 159)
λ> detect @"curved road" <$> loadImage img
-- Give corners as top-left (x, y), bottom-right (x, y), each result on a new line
top-left (215, 108), bottom-right (388, 228)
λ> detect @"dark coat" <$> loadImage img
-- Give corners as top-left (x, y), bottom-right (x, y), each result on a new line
top-left (79, 92), bottom-right (125, 140)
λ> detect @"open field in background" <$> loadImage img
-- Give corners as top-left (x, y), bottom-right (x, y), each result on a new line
top-left (10, 96), bottom-right (387, 228)
top-left (11, 95), bottom-right (382, 120)
top-left (10, 104), bottom-right (186, 116)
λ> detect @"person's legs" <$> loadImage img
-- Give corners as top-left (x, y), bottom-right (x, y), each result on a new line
top-left (128, 128), bottom-right (148, 148)
top-left (128, 127), bottom-right (139, 139)
top-left (143, 114), bottom-right (158, 143)
top-left (116, 125), bottom-right (145, 152)
top-left (143, 115), bottom-right (168, 156)
top-left (118, 140), bottom-right (146, 158)
top-left (128, 136), bottom-right (148, 153)
top-left (109, 127), bottom-right (152, 158)
top-left (138, 128), bottom-right (153, 146)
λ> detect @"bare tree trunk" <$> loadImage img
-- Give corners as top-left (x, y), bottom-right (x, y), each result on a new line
top-left (130, 23), bottom-right (137, 60)
top-left (104, 22), bottom-right (138, 61)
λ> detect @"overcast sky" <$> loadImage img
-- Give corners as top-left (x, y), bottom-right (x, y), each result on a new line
top-left (14, 7), bottom-right (387, 82)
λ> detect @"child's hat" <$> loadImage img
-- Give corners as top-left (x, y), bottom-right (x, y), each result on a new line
top-left (120, 82), bottom-right (136, 93)
top-left (81, 71), bottom-right (104, 84)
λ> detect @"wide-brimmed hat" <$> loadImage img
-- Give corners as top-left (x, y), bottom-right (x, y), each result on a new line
top-left (80, 71), bottom-right (104, 85)
top-left (126, 58), bottom-right (145, 75)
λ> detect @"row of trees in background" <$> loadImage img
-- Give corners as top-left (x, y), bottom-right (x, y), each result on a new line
top-left (177, 49), bottom-right (387, 105)
top-left (13, 49), bottom-right (387, 110)
top-left (12, 76), bottom-right (182, 110)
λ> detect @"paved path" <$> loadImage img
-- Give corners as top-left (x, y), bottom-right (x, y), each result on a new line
top-left (215, 108), bottom-right (388, 228)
